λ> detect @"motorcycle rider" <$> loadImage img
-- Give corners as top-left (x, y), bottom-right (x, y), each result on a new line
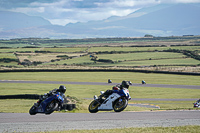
top-left (36, 85), bottom-right (66, 106)
top-left (99, 80), bottom-right (130, 99)
top-left (142, 80), bottom-right (146, 84)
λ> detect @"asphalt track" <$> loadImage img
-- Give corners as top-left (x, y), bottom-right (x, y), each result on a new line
top-left (0, 111), bottom-right (200, 132)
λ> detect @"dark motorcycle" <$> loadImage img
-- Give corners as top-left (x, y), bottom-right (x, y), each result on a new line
top-left (142, 80), bottom-right (146, 84)
top-left (29, 92), bottom-right (64, 115)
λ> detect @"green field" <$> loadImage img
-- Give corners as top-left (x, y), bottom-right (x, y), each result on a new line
top-left (0, 48), bottom-right (40, 53)
top-left (90, 58), bottom-right (200, 67)
top-left (0, 72), bottom-right (200, 85)
top-left (0, 36), bottom-right (200, 72)
top-left (0, 37), bottom-right (200, 132)
top-left (89, 46), bottom-right (200, 52)
top-left (89, 46), bottom-right (170, 52)
top-left (44, 56), bottom-right (93, 65)
top-left (0, 72), bottom-right (199, 113)
top-left (0, 53), bottom-right (17, 59)
top-left (0, 36), bottom-right (200, 113)
top-left (43, 47), bottom-right (88, 53)
top-left (1, 50), bottom-right (199, 72)
top-left (1, 37), bottom-right (200, 133)
top-left (94, 52), bottom-right (186, 61)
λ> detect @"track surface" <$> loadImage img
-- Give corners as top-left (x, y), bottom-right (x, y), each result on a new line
top-left (1, 111), bottom-right (200, 132)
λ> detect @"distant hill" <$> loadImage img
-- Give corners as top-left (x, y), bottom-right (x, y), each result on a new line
top-left (63, 4), bottom-right (200, 38)
top-left (0, 4), bottom-right (199, 39)
top-left (0, 11), bottom-right (51, 31)
top-left (0, 11), bottom-right (53, 39)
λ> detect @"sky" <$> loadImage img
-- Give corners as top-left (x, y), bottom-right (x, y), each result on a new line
top-left (0, 0), bottom-right (200, 26)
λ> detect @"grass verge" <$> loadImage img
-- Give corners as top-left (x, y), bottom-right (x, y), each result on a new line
top-left (0, 72), bottom-right (200, 85)
top-left (0, 72), bottom-right (199, 113)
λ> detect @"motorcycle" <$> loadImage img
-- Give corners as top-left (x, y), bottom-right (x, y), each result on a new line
top-left (142, 80), bottom-right (146, 84)
top-left (193, 99), bottom-right (200, 108)
top-left (88, 88), bottom-right (131, 113)
top-left (29, 92), bottom-right (64, 115)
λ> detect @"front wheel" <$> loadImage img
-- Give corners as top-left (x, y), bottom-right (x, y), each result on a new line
top-left (113, 97), bottom-right (128, 112)
top-left (29, 105), bottom-right (37, 115)
top-left (88, 100), bottom-right (100, 113)
top-left (45, 100), bottom-right (58, 115)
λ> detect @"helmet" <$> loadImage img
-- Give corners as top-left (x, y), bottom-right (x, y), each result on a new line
top-left (58, 85), bottom-right (66, 93)
top-left (121, 81), bottom-right (129, 89)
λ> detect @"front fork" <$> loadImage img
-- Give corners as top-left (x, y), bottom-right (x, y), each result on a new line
top-left (94, 95), bottom-right (101, 104)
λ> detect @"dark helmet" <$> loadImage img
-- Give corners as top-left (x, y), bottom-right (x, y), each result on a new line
top-left (121, 80), bottom-right (129, 89)
top-left (58, 85), bottom-right (66, 93)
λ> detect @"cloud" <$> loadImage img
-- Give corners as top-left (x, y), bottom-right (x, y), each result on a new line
top-left (7, 0), bottom-right (139, 25)
top-left (95, 0), bottom-right (159, 7)
top-left (1, 0), bottom-right (200, 26)
top-left (159, 0), bottom-right (200, 3)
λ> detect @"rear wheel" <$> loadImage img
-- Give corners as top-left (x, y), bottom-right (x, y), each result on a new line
top-left (45, 100), bottom-right (58, 115)
top-left (113, 97), bottom-right (128, 112)
top-left (29, 105), bottom-right (37, 115)
top-left (88, 100), bottom-right (100, 113)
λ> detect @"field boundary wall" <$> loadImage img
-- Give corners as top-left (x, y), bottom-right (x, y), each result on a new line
top-left (0, 69), bottom-right (199, 75)
top-left (0, 94), bottom-right (40, 99)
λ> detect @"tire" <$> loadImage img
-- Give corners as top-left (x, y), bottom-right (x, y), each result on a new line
top-left (29, 105), bottom-right (37, 115)
top-left (67, 104), bottom-right (73, 111)
top-left (88, 100), bottom-right (100, 113)
top-left (45, 100), bottom-right (58, 115)
top-left (113, 97), bottom-right (128, 112)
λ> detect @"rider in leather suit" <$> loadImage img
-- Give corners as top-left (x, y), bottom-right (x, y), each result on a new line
top-left (36, 85), bottom-right (66, 106)
top-left (99, 80), bottom-right (130, 99)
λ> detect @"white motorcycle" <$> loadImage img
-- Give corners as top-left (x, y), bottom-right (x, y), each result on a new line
top-left (194, 99), bottom-right (200, 108)
top-left (88, 88), bottom-right (131, 113)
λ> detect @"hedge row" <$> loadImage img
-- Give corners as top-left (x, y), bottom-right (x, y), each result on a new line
top-left (0, 58), bottom-right (19, 63)
top-left (0, 94), bottom-right (40, 99)
top-left (164, 49), bottom-right (200, 61)
top-left (0, 68), bottom-right (199, 75)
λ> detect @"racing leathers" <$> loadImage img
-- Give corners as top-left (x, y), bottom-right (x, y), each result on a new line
top-left (99, 80), bottom-right (130, 99)
top-left (37, 89), bottom-right (65, 106)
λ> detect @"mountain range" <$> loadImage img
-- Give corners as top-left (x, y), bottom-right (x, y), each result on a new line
top-left (0, 3), bottom-right (200, 39)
